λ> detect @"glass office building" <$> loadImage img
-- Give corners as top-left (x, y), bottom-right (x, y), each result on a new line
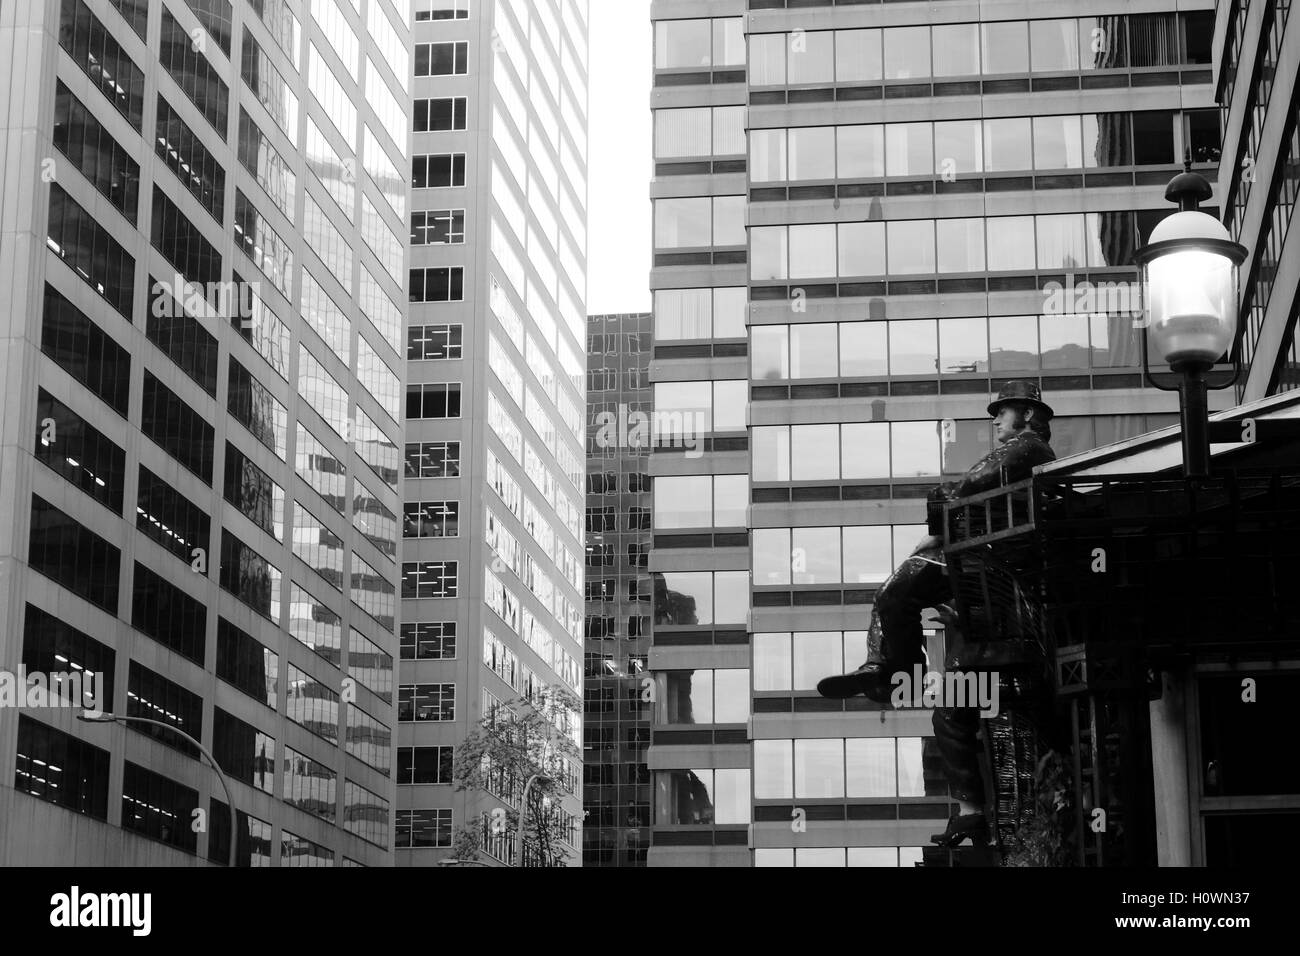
top-left (584, 311), bottom-right (654, 866)
top-left (1219, 0), bottom-right (1299, 397)
top-left (0, 0), bottom-right (408, 866)
top-left (648, 0), bottom-right (1224, 865)
top-left (398, 0), bottom-right (589, 865)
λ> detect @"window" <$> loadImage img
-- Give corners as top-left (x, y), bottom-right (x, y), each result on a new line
top-left (228, 359), bottom-right (287, 460)
top-left (401, 561), bottom-right (458, 598)
top-left (403, 501), bottom-right (460, 538)
top-left (415, 0), bottom-right (470, 20)
top-left (22, 605), bottom-right (116, 712)
top-left (398, 684), bottom-right (456, 721)
top-left (127, 661), bottom-right (202, 758)
top-left (40, 285), bottom-right (131, 416)
top-left (219, 530), bottom-right (281, 621)
top-left (136, 466), bottom-right (210, 565)
top-left (282, 829), bottom-right (333, 865)
top-left (184, 0), bottom-right (233, 56)
top-left (289, 582), bottom-right (343, 664)
top-left (131, 562), bottom-right (206, 662)
top-left (411, 210), bottom-right (466, 245)
top-left (159, 7), bottom-right (228, 134)
top-left (657, 769), bottom-right (750, 825)
top-left (53, 82), bottom-right (140, 222)
top-left (408, 325), bottom-right (463, 361)
top-left (348, 630), bottom-right (394, 704)
top-left (46, 184), bottom-right (135, 318)
top-left (410, 267), bottom-right (466, 302)
top-left (145, 277), bottom-right (220, 395)
top-left (15, 716), bottom-right (110, 821)
top-left (216, 617), bottom-right (278, 708)
top-left (234, 191), bottom-right (292, 298)
top-left (213, 708), bottom-right (275, 794)
top-left (122, 762), bottom-right (198, 854)
top-left (415, 97), bottom-right (468, 131)
top-left (225, 442), bottom-right (286, 540)
top-left (282, 746), bottom-right (337, 823)
top-left (286, 663), bottom-right (340, 744)
top-left (34, 390), bottom-right (126, 513)
top-left (404, 441), bottom-right (461, 478)
top-left (415, 41), bottom-right (469, 75)
top-left (238, 109), bottom-right (295, 220)
top-left (344, 779), bottom-right (390, 846)
top-left (397, 746), bottom-right (454, 783)
top-left (353, 483), bottom-right (399, 560)
top-left (400, 622), bottom-right (457, 660)
top-left (406, 383), bottom-right (463, 419)
top-left (413, 153), bottom-right (467, 188)
top-left (59, 0), bottom-right (145, 129)
top-left (396, 809), bottom-right (453, 847)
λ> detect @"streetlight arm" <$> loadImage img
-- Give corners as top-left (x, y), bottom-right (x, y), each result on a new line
top-left (80, 713), bottom-right (238, 868)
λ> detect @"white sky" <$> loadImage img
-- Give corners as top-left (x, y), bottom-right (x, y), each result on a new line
top-left (585, 0), bottom-right (653, 316)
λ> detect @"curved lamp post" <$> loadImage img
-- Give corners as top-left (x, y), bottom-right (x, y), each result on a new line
top-left (78, 712), bottom-right (238, 868)
top-left (1135, 160), bottom-right (1249, 479)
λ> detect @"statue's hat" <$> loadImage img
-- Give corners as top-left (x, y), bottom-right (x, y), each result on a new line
top-left (988, 380), bottom-right (1055, 420)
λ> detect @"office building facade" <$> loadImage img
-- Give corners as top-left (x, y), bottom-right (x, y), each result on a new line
top-left (584, 311), bottom-right (654, 866)
top-left (398, 0), bottom-right (589, 865)
top-left (0, 0), bottom-right (409, 865)
top-left (649, 0), bottom-right (1223, 866)
top-left (1219, 0), bottom-right (1298, 396)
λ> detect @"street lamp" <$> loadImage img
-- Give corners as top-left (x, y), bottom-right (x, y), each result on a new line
top-left (517, 773), bottom-right (553, 868)
top-left (78, 712), bottom-right (238, 868)
top-left (1135, 159), bottom-right (1248, 479)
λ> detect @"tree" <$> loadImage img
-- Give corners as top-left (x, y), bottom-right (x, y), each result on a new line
top-left (450, 686), bottom-right (581, 866)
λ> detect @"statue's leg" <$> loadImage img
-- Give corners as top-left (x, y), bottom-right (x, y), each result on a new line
top-left (872, 548), bottom-right (952, 671)
top-left (932, 706), bottom-right (985, 805)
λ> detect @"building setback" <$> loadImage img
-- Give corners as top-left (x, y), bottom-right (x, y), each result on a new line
top-left (398, 0), bottom-right (589, 865)
top-left (0, 0), bottom-right (409, 865)
top-left (584, 311), bottom-right (654, 866)
top-left (648, 0), bottom-right (1226, 866)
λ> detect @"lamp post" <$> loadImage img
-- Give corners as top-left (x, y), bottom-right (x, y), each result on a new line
top-left (1134, 160), bottom-right (1249, 479)
top-left (78, 712), bottom-right (238, 868)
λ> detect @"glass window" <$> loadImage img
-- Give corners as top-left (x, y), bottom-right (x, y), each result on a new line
top-left (748, 32), bottom-right (786, 85)
top-left (713, 196), bottom-right (746, 246)
top-left (835, 29), bottom-right (881, 82)
top-left (1031, 19), bottom-right (1081, 71)
top-left (837, 125), bottom-right (884, 179)
top-left (754, 632), bottom-right (792, 690)
top-left (655, 571), bottom-right (711, 625)
top-left (713, 475), bottom-right (748, 527)
top-left (1082, 113), bottom-right (1133, 167)
top-left (846, 738), bottom-right (897, 797)
top-left (891, 421), bottom-right (941, 476)
top-left (1035, 213), bottom-right (1088, 270)
top-left (750, 128), bottom-right (786, 183)
top-left (884, 26), bottom-right (930, 79)
top-left (840, 323), bottom-right (889, 377)
top-left (936, 218), bottom-right (986, 273)
top-left (843, 525), bottom-right (893, 582)
top-left (665, 671), bottom-right (713, 723)
top-left (838, 222), bottom-right (886, 277)
top-left (654, 476), bottom-right (712, 529)
top-left (752, 325), bottom-right (789, 380)
top-left (792, 527), bottom-right (840, 584)
top-left (714, 571), bottom-right (749, 624)
top-left (944, 420), bottom-right (992, 474)
top-left (789, 324), bottom-right (837, 378)
top-left (983, 117), bottom-right (1033, 172)
top-left (656, 380), bottom-right (713, 434)
top-left (986, 217), bottom-right (1037, 271)
top-left (989, 316), bottom-right (1040, 372)
top-left (795, 738), bottom-right (844, 798)
top-left (788, 127), bottom-right (835, 181)
top-left (791, 632), bottom-right (841, 690)
top-left (889, 319), bottom-right (938, 375)
top-left (1079, 16), bottom-right (1128, 69)
top-left (656, 19), bottom-right (710, 68)
top-left (657, 107), bottom-right (711, 159)
top-left (841, 423), bottom-right (890, 480)
top-left (885, 123), bottom-right (933, 177)
top-left (788, 31), bottom-right (834, 85)
top-left (714, 669), bottom-right (749, 723)
top-left (791, 425), bottom-right (839, 481)
top-left (1033, 115), bottom-right (1084, 170)
top-left (751, 226), bottom-right (788, 281)
top-left (655, 197), bottom-right (711, 248)
top-left (1040, 313), bottom-right (1091, 369)
top-left (789, 224), bottom-right (837, 280)
top-left (939, 317), bottom-right (989, 374)
top-left (754, 739), bottom-right (793, 799)
top-left (752, 426), bottom-right (790, 482)
top-left (932, 23), bottom-right (980, 76)
top-left (753, 528), bottom-right (791, 586)
top-left (934, 120), bottom-right (983, 175)
top-left (981, 20), bottom-right (1029, 74)
top-left (887, 221), bottom-right (936, 275)
top-left (1132, 111), bottom-right (1174, 165)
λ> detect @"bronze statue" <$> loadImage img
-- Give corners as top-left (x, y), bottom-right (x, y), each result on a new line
top-left (818, 381), bottom-right (1056, 847)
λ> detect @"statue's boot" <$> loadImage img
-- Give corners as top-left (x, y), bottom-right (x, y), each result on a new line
top-left (816, 606), bottom-right (917, 703)
top-left (930, 812), bottom-right (990, 847)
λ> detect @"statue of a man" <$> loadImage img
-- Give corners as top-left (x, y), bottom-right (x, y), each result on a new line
top-left (817, 381), bottom-right (1056, 847)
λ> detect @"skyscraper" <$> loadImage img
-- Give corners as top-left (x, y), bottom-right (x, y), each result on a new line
top-left (398, 0), bottom-right (589, 865)
top-left (584, 311), bottom-right (654, 867)
top-left (1218, 0), bottom-right (1298, 397)
top-left (648, 1), bottom-right (1223, 866)
top-left (0, 0), bottom-right (409, 866)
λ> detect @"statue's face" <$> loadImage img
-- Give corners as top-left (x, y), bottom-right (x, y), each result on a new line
top-left (992, 406), bottom-right (1024, 443)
